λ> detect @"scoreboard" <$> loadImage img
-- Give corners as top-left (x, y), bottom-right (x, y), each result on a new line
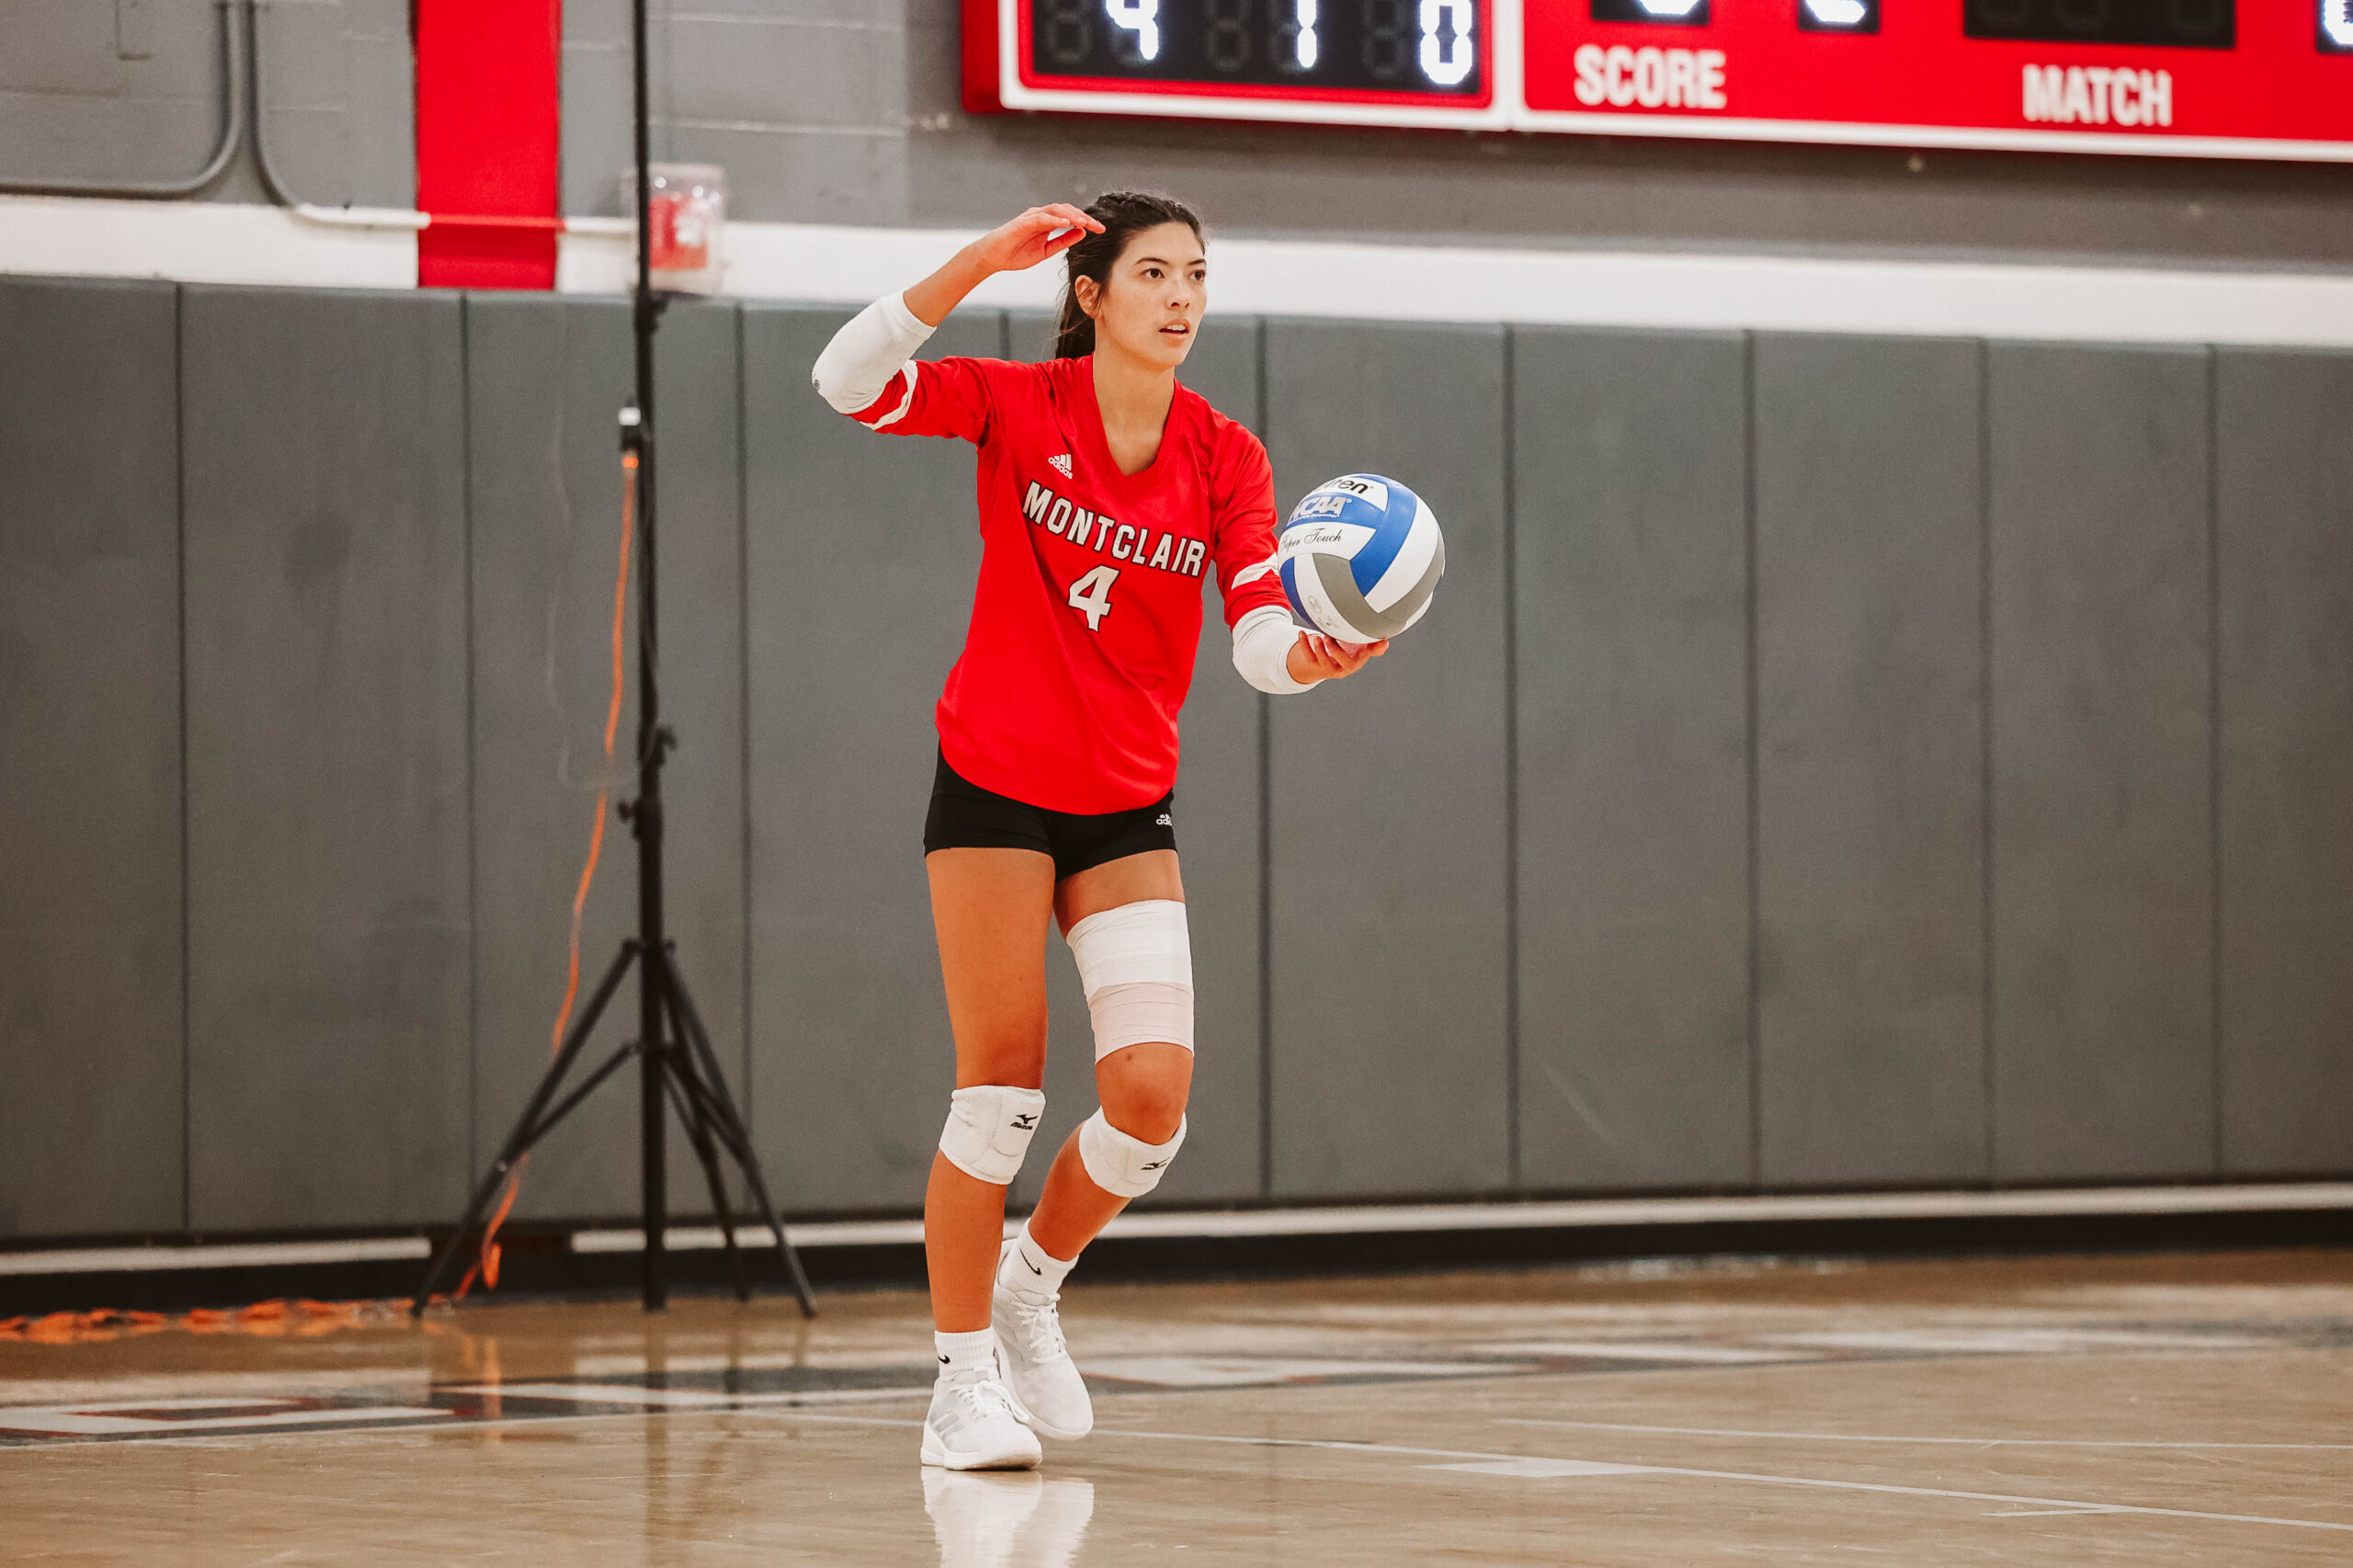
top-left (963, 0), bottom-right (2353, 160)
top-left (974, 0), bottom-right (1507, 126)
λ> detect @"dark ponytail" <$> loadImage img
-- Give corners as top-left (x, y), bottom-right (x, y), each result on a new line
top-left (1052, 190), bottom-right (1204, 359)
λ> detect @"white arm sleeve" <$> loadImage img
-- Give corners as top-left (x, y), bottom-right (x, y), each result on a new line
top-left (1233, 604), bottom-right (1315, 695)
top-left (810, 291), bottom-right (936, 415)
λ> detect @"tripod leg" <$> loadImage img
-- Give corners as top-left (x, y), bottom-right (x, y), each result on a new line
top-left (413, 942), bottom-right (642, 1313)
top-left (657, 1041), bottom-right (751, 1301)
top-left (655, 947), bottom-right (818, 1317)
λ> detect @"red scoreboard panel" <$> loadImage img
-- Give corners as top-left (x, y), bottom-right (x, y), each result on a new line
top-left (1522, 1), bottom-right (2353, 160)
top-left (964, 0), bottom-right (2353, 161)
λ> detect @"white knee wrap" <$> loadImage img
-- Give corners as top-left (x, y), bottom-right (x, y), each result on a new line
top-left (938, 1085), bottom-right (1045, 1186)
top-left (1066, 899), bottom-right (1194, 1061)
top-left (1077, 1108), bottom-right (1186, 1199)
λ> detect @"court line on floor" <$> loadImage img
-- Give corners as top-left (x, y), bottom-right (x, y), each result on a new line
top-left (0, 1404), bottom-right (452, 1437)
top-left (1501, 1418), bottom-right (2353, 1452)
top-left (0, 1389), bottom-right (932, 1450)
top-left (433, 1383), bottom-right (932, 1409)
top-left (742, 1412), bottom-right (2353, 1533)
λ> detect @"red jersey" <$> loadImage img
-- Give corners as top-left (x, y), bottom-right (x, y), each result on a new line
top-left (847, 352), bottom-right (1288, 813)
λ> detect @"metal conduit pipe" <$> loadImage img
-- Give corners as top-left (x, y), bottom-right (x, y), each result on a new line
top-left (245, 0), bottom-right (423, 231)
top-left (0, 0), bottom-right (247, 199)
top-left (0, 0), bottom-right (632, 246)
top-left (246, 0), bottom-right (629, 238)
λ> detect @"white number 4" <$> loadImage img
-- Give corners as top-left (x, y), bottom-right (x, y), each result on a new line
top-left (1107, 0), bottom-right (1160, 61)
top-left (1068, 565), bottom-right (1119, 631)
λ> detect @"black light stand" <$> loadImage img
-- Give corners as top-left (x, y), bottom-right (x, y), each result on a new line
top-left (415, 0), bottom-right (814, 1319)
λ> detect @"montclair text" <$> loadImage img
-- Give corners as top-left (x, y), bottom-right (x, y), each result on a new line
top-left (1022, 481), bottom-right (1210, 579)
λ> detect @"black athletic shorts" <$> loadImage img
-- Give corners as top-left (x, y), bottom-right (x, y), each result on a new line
top-left (922, 750), bottom-right (1176, 881)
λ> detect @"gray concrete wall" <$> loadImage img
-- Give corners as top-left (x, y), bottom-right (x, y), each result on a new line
top-left (2, 3), bottom-right (2348, 270)
top-left (0, 0), bottom-right (415, 207)
top-left (4, 276), bottom-right (2351, 1244)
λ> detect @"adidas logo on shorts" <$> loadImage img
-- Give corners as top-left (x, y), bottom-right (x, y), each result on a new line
top-left (1049, 453), bottom-right (1074, 479)
top-left (1155, 812), bottom-right (1173, 826)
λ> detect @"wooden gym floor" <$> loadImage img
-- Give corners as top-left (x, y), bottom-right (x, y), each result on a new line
top-left (5, 1248), bottom-right (2351, 1564)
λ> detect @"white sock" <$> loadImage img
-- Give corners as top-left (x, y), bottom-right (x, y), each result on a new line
top-left (999, 1219), bottom-right (1077, 1297)
top-left (934, 1327), bottom-right (996, 1379)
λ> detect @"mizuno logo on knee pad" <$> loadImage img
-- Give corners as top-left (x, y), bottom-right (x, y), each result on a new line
top-left (939, 1085), bottom-right (1046, 1186)
top-left (1077, 1109), bottom-right (1186, 1199)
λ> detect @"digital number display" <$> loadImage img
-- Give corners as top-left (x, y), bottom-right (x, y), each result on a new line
top-left (1028, 0), bottom-right (1484, 94)
top-left (1589, 0), bottom-right (1709, 23)
top-left (1962, 0), bottom-right (2234, 51)
top-left (1797, 0), bottom-right (1880, 33)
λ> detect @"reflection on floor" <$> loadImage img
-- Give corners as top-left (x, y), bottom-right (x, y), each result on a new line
top-left (5, 1249), bottom-right (2352, 1563)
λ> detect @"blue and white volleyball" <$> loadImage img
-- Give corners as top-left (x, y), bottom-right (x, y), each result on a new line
top-left (1278, 473), bottom-right (1446, 644)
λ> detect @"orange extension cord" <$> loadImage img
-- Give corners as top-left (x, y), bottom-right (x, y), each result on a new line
top-left (456, 449), bottom-right (639, 1301)
top-left (0, 1300), bottom-right (415, 1344)
top-left (0, 457), bottom-right (640, 1344)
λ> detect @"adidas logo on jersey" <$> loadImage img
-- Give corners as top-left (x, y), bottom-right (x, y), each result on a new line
top-left (1049, 453), bottom-right (1074, 479)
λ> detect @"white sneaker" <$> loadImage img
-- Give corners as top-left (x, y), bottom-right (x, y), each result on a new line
top-left (921, 1365), bottom-right (1042, 1471)
top-left (993, 1238), bottom-right (1094, 1440)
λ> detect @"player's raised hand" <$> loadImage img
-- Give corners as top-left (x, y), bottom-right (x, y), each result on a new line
top-left (1288, 633), bottom-right (1387, 685)
top-left (972, 205), bottom-right (1106, 275)
top-left (907, 205), bottom-right (1108, 325)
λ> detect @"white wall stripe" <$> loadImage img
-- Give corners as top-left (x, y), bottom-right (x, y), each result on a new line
top-left (6, 196), bottom-right (2353, 347)
top-left (0, 1236), bottom-right (430, 1277)
top-left (4, 1181), bottom-right (2346, 1277)
top-left (0, 195), bottom-right (415, 290)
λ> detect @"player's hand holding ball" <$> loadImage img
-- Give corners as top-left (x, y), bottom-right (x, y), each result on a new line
top-left (1278, 472), bottom-right (1445, 683)
top-left (1288, 631), bottom-right (1385, 683)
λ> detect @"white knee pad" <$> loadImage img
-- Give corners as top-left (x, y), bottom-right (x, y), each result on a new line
top-left (938, 1085), bottom-right (1045, 1186)
top-left (1066, 899), bottom-right (1194, 1061)
top-left (1077, 1108), bottom-right (1186, 1199)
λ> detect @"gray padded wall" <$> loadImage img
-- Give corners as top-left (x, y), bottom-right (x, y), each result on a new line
top-left (651, 301), bottom-right (757, 1187)
top-left (17, 274), bottom-right (2353, 1246)
top-left (0, 278), bottom-right (186, 1238)
top-left (463, 296), bottom-right (726, 1219)
top-left (744, 306), bottom-right (1001, 1214)
top-left (1754, 336), bottom-right (1989, 1186)
top-left (1007, 308), bottom-right (1056, 365)
top-left (2216, 349), bottom-right (2353, 1176)
top-left (1513, 328), bottom-right (1750, 1193)
top-left (1264, 321), bottom-right (1511, 1199)
top-left (1031, 317), bottom-right (1270, 1207)
top-left (1988, 344), bottom-right (2215, 1183)
top-left (181, 287), bottom-right (473, 1231)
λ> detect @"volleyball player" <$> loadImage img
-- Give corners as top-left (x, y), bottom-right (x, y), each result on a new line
top-left (812, 193), bottom-right (1385, 1469)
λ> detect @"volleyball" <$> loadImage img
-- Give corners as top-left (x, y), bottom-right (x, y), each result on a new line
top-left (1278, 473), bottom-right (1446, 645)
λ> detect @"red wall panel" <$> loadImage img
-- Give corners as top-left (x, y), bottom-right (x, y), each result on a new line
top-left (415, 0), bottom-right (561, 290)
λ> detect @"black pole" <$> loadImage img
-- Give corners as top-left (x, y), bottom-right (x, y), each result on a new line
top-left (630, 0), bottom-right (667, 1314)
top-left (415, 0), bottom-right (814, 1323)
